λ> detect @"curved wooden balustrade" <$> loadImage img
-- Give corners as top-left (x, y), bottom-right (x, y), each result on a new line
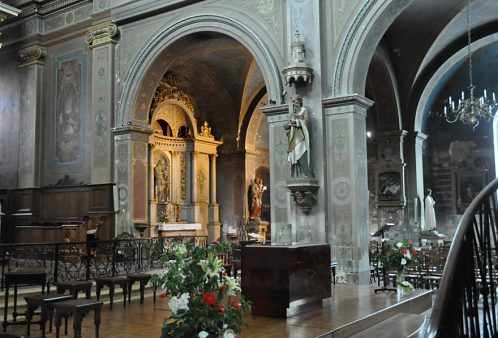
top-left (422, 177), bottom-right (498, 337)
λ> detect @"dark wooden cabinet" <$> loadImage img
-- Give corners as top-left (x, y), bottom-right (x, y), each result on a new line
top-left (3, 184), bottom-right (115, 242)
top-left (241, 244), bottom-right (331, 318)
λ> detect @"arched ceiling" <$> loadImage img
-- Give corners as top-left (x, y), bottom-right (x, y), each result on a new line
top-left (156, 32), bottom-right (264, 151)
top-left (366, 0), bottom-right (498, 133)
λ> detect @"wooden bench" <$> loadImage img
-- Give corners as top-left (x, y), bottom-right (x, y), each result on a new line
top-left (53, 299), bottom-right (103, 338)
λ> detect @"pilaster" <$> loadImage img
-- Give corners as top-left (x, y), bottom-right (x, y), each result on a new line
top-left (323, 94), bottom-right (373, 284)
top-left (17, 44), bottom-right (45, 188)
top-left (404, 132), bottom-right (428, 232)
top-left (208, 154), bottom-right (220, 242)
top-left (86, 21), bottom-right (119, 184)
top-left (261, 104), bottom-right (292, 244)
top-left (112, 125), bottom-right (153, 235)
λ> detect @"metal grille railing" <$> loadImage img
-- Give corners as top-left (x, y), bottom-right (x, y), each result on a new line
top-left (0, 235), bottom-right (208, 289)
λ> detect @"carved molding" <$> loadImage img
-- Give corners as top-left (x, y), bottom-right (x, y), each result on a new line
top-left (287, 178), bottom-right (320, 215)
top-left (17, 45), bottom-right (45, 67)
top-left (150, 73), bottom-right (196, 118)
top-left (85, 21), bottom-right (119, 48)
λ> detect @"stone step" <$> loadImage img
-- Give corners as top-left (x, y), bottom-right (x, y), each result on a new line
top-left (316, 288), bottom-right (433, 338)
top-left (347, 313), bottom-right (427, 338)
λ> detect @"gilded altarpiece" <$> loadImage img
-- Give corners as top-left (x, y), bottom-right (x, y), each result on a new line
top-left (148, 76), bottom-right (222, 240)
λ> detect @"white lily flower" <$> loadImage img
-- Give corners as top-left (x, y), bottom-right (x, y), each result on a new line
top-left (223, 329), bottom-right (235, 338)
top-left (401, 258), bottom-right (407, 265)
top-left (169, 292), bottom-right (190, 314)
top-left (198, 331), bottom-right (209, 338)
top-left (396, 242), bottom-right (403, 248)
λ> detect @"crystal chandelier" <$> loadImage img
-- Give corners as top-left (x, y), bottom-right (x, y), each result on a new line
top-left (443, 0), bottom-right (496, 130)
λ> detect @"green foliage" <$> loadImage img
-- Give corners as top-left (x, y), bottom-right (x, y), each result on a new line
top-left (151, 242), bottom-right (250, 338)
top-left (377, 240), bottom-right (418, 275)
top-left (158, 211), bottom-right (169, 223)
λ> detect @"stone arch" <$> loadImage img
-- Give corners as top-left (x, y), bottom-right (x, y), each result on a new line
top-left (332, 0), bottom-right (411, 97)
top-left (240, 88), bottom-right (267, 151)
top-left (151, 101), bottom-right (197, 138)
top-left (414, 34), bottom-right (498, 133)
top-left (117, 14), bottom-right (283, 126)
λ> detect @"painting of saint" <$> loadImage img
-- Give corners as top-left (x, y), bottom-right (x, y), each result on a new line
top-left (55, 60), bottom-right (81, 164)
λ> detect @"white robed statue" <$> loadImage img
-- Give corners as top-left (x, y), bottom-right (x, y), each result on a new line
top-left (424, 189), bottom-right (437, 231)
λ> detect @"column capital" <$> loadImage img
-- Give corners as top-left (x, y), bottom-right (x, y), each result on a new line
top-left (323, 94), bottom-right (374, 110)
top-left (17, 45), bottom-right (45, 67)
top-left (85, 21), bottom-right (119, 48)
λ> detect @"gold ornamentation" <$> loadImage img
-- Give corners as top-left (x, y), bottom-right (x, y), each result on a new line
top-left (85, 21), bottom-right (119, 48)
top-left (17, 45), bottom-right (45, 67)
top-left (180, 155), bottom-right (186, 200)
top-left (199, 121), bottom-right (214, 138)
top-left (150, 72), bottom-right (195, 116)
top-left (197, 168), bottom-right (206, 194)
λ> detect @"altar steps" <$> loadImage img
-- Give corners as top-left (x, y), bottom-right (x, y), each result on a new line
top-left (0, 283), bottom-right (432, 337)
top-left (313, 285), bottom-right (432, 338)
top-left (347, 313), bottom-right (427, 338)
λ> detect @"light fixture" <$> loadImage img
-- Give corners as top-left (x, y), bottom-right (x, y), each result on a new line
top-left (0, 1), bottom-right (21, 49)
top-left (443, 0), bottom-right (496, 130)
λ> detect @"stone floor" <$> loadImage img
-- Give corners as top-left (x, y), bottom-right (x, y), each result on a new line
top-left (1, 284), bottom-right (432, 338)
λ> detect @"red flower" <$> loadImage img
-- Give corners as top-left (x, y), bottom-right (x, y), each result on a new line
top-left (215, 304), bottom-right (225, 313)
top-left (231, 300), bottom-right (241, 309)
top-left (202, 291), bottom-right (217, 305)
top-left (159, 293), bottom-right (167, 299)
top-left (410, 249), bottom-right (416, 256)
top-left (400, 248), bottom-right (407, 255)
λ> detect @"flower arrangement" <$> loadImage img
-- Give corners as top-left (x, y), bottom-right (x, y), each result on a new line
top-left (152, 242), bottom-right (250, 338)
top-left (378, 240), bottom-right (418, 291)
top-left (158, 211), bottom-right (169, 223)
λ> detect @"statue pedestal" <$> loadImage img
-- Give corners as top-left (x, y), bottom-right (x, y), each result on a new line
top-left (241, 244), bottom-right (331, 318)
top-left (281, 178), bottom-right (320, 244)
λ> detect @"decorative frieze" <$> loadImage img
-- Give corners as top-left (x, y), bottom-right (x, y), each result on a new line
top-left (17, 45), bottom-right (45, 67)
top-left (85, 21), bottom-right (119, 48)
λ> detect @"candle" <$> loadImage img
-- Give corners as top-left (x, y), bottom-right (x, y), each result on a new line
top-left (449, 96), bottom-right (452, 105)
top-left (452, 101), bottom-right (455, 109)
top-left (444, 106), bottom-right (447, 116)
top-left (462, 91), bottom-right (465, 100)
top-left (484, 89), bottom-right (487, 98)
top-left (493, 92), bottom-right (496, 102)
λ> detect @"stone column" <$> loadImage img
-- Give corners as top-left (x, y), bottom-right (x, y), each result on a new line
top-left (404, 132), bottom-right (428, 233)
top-left (260, 104), bottom-right (292, 244)
top-left (209, 154), bottom-right (217, 204)
top-left (86, 21), bottom-right (119, 184)
top-left (148, 144), bottom-right (157, 234)
top-left (17, 45), bottom-right (45, 188)
top-left (323, 95), bottom-right (373, 284)
top-left (208, 154), bottom-right (220, 242)
top-left (190, 151), bottom-right (198, 222)
top-left (112, 125), bottom-right (153, 236)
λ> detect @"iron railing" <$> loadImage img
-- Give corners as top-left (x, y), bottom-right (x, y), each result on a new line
top-left (422, 178), bottom-right (498, 337)
top-left (0, 235), bottom-right (208, 289)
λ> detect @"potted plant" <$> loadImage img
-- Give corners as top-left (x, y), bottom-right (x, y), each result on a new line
top-left (152, 242), bottom-right (250, 337)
